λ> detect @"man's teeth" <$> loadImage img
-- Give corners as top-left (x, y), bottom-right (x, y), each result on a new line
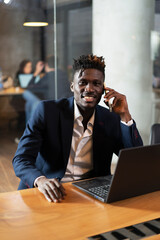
top-left (84, 96), bottom-right (94, 99)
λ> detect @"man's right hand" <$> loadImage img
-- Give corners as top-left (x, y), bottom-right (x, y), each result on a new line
top-left (36, 176), bottom-right (66, 202)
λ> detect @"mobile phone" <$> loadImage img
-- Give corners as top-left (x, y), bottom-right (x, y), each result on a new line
top-left (108, 100), bottom-right (112, 112)
top-left (103, 83), bottom-right (112, 112)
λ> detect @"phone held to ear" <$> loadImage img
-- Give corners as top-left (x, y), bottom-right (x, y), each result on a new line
top-left (103, 83), bottom-right (112, 112)
top-left (108, 100), bottom-right (112, 112)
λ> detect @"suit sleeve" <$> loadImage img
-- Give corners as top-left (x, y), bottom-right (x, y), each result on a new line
top-left (12, 101), bottom-right (46, 188)
top-left (27, 75), bottom-right (47, 89)
top-left (27, 76), bottom-right (36, 88)
top-left (120, 121), bottom-right (143, 148)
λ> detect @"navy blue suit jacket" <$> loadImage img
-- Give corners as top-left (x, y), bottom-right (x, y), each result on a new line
top-left (12, 97), bottom-right (143, 189)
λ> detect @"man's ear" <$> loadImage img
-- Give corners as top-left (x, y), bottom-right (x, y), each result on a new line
top-left (70, 82), bottom-right (74, 92)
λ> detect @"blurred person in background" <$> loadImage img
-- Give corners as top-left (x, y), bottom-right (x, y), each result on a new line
top-left (13, 59), bottom-right (44, 143)
top-left (0, 66), bottom-right (13, 89)
top-left (14, 56), bottom-right (72, 143)
top-left (0, 75), bottom-right (13, 89)
top-left (23, 55), bottom-right (72, 122)
top-left (14, 59), bottom-right (44, 87)
top-left (14, 59), bottom-right (32, 87)
top-left (27, 55), bottom-right (71, 99)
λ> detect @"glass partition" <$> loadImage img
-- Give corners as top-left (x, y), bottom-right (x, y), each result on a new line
top-left (0, 0), bottom-right (92, 192)
top-left (152, 1), bottom-right (160, 88)
top-left (1, 0), bottom-right (154, 193)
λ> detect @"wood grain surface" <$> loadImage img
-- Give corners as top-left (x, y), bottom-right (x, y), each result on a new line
top-left (0, 183), bottom-right (160, 240)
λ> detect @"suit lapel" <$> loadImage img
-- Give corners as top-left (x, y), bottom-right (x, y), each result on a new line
top-left (60, 97), bottom-right (74, 168)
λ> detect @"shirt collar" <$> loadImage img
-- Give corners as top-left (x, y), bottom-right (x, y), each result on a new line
top-left (74, 100), bottom-right (95, 127)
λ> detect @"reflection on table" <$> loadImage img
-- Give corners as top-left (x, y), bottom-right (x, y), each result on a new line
top-left (0, 182), bottom-right (160, 240)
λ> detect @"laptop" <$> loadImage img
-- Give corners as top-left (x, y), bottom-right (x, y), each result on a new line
top-left (19, 74), bottom-right (40, 88)
top-left (72, 144), bottom-right (160, 203)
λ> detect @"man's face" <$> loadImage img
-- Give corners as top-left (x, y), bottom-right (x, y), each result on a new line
top-left (71, 68), bottom-right (104, 112)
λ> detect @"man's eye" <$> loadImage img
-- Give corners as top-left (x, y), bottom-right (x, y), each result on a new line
top-left (79, 81), bottom-right (86, 85)
top-left (94, 82), bottom-right (101, 86)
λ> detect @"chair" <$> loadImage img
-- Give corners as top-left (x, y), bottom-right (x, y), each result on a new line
top-left (9, 95), bottom-right (25, 131)
top-left (150, 123), bottom-right (160, 144)
top-left (151, 88), bottom-right (160, 124)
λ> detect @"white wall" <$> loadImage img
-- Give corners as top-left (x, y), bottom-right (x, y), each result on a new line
top-left (93, 0), bottom-right (154, 145)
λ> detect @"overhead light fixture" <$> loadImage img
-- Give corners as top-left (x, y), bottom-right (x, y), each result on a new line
top-left (4, 0), bottom-right (11, 4)
top-left (23, 9), bottom-right (48, 27)
top-left (23, 22), bottom-right (48, 27)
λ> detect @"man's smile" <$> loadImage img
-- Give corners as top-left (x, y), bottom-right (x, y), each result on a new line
top-left (81, 94), bottom-right (96, 102)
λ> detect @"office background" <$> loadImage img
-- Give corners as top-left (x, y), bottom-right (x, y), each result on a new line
top-left (0, 0), bottom-right (159, 192)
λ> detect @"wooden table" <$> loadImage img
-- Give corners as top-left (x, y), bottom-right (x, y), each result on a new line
top-left (0, 87), bottom-right (24, 96)
top-left (0, 183), bottom-right (160, 240)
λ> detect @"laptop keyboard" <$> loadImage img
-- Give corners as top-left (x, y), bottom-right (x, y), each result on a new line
top-left (89, 185), bottom-right (110, 198)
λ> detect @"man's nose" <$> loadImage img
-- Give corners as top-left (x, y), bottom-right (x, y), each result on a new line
top-left (85, 83), bottom-right (94, 92)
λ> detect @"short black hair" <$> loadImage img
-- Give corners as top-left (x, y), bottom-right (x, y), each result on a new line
top-left (72, 54), bottom-right (106, 77)
top-left (45, 55), bottom-right (55, 68)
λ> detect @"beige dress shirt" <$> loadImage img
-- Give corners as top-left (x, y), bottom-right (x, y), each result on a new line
top-left (61, 101), bottom-right (95, 182)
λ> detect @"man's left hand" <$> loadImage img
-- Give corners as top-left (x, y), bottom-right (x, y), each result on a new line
top-left (104, 86), bottom-right (132, 123)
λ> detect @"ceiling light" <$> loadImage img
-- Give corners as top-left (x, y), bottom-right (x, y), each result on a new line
top-left (23, 22), bottom-right (48, 27)
top-left (4, 0), bottom-right (11, 4)
top-left (23, 9), bottom-right (48, 27)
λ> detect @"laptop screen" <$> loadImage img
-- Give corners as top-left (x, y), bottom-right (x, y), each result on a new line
top-left (72, 144), bottom-right (160, 203)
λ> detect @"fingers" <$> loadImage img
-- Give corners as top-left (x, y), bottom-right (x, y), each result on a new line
top-left (103, 85), bottom-right (126, 103)
top-left (103, 84), bottom-right (131, 120)
top-left (104, 88), bottom-right (119, 100)
top-left (36, 177), bottom-right (66, 203)
top-left (103, 86), bottom-right (128, 112)
top-left (103, 84), bottom-right (116, 101)
top-left (36, 61), bottom-right (44, 67)
top-left (103, 88), bottom-right (117, 110)
top-left (35, 61), bottom-right (44, 72)
top-left (53, 179), bottom-right (66, 198)
top-left (103, 83), bottom-right (114, 93)
top-left (38, 188), bottom-right (55, 203)
top-left (51, 179), bottom-right (66, 200)
top-left (104, 98), bottom-right (112, 112)
top-left (38, 183), bottom-right (64, 203)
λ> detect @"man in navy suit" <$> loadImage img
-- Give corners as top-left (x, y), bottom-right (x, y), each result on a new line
top-left (13, 54), bottom-right (143, 203)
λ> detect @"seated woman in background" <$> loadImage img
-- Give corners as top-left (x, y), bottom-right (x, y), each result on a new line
top-left (14, 59), bottom-right (32, 87)
top-left (14, 59), bottom-right (44, 87)
top-left (15, 59), bottom-right (44, 120)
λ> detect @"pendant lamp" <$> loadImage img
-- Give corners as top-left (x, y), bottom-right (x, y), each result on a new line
top-left (23, 8), bottom-right (48, 27)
